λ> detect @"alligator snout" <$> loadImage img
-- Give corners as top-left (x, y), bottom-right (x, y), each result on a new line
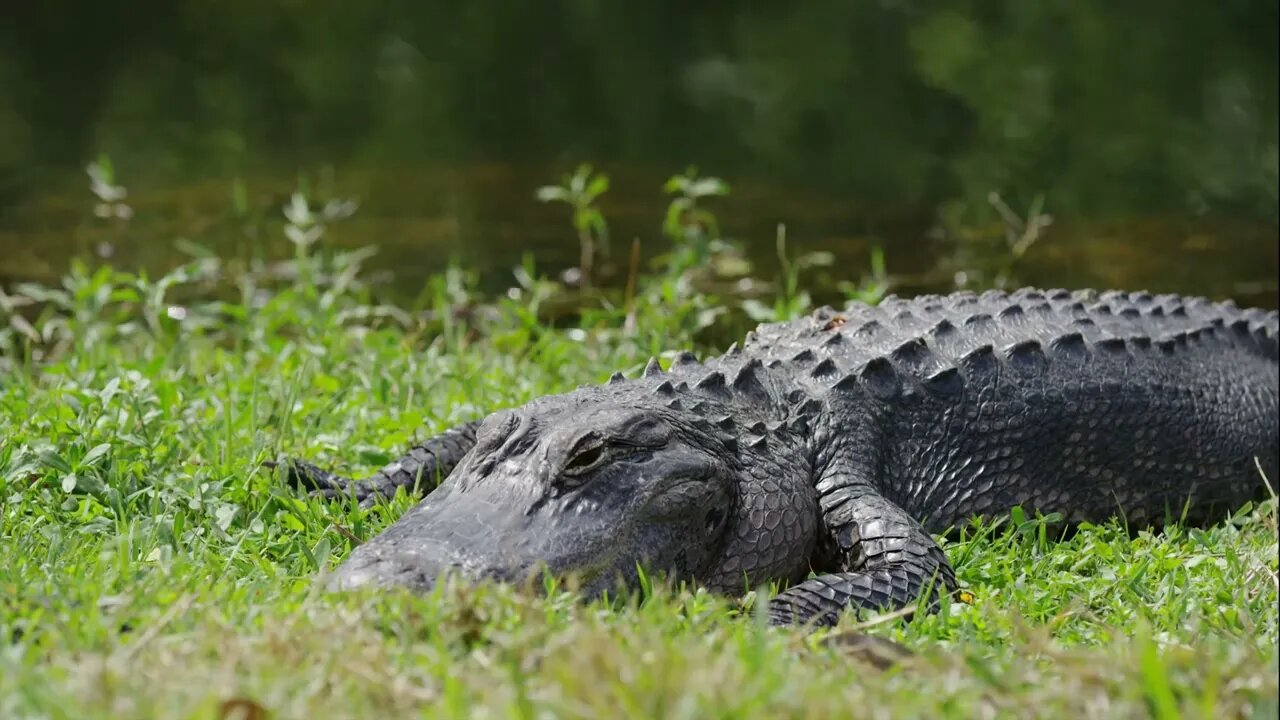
top-left (323, 486), bottom-right (545, 593)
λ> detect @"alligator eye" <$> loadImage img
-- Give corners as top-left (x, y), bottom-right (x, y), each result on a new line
top-left (563, 445), bottom-right (605, 476)
top-left (704, 507), bottom-right (726, 533)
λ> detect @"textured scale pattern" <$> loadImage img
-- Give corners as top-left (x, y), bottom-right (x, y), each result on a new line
top-left (282, 288), bottom-right (1279, 628)
top-left (735, 288), bottom-right (1277, 531)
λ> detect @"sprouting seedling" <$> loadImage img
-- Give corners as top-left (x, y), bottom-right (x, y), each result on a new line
top-left (988, 191), bottom-right (1052, 258)
top-left (283, 190), bottom-right (360, 254)
top-left (86, 154), bottom-right (132, 221)
top-left (536, 164), bottom-right (611, 287)
top-left (662, 167), bottom-right (729, 263)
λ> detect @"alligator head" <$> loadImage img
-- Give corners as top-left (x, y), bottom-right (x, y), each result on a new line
top-left (327, 383), bottom-right (757, 597)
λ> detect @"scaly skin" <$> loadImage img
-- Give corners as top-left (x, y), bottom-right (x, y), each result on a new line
top-left (280, 288), bottom-right (1279, 627)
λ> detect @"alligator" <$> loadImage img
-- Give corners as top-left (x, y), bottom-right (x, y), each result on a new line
top-left (281, 288), bottom-right (1279, 627)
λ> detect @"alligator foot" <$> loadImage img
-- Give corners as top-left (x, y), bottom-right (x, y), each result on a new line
top-left (268, 458), bottom-right (380, 506)
top-left (269, 420), bottom-right (484, 509)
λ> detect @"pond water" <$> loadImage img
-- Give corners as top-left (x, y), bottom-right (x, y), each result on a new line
top-left (1, 3), bottom-right (1276, 307)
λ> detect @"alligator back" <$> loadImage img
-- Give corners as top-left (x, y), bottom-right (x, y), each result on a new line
top-left (740, 289), bottom-right (1279, 531)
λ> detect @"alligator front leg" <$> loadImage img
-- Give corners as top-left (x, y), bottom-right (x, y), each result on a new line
top-left (768, 484), bottom-right (956, 627)
top-left (275, 420), bottom-right (481, 507)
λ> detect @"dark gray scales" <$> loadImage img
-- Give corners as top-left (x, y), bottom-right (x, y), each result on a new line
top-left (282, 288), bottom-right (1279, 627)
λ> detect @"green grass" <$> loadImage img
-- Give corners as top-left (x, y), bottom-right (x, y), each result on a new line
top-left (1, 244), bottom-right (1277, 720)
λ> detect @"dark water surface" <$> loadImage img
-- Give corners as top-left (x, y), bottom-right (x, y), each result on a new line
top-left (1, 3), bottom-right (1276, 306)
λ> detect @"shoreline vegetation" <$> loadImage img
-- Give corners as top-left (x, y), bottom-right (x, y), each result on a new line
top-left (1, 168), bottom-right (1277, 718)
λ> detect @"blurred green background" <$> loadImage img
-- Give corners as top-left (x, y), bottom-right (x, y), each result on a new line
top-left (1, 1), bottom-right (1276, 305)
